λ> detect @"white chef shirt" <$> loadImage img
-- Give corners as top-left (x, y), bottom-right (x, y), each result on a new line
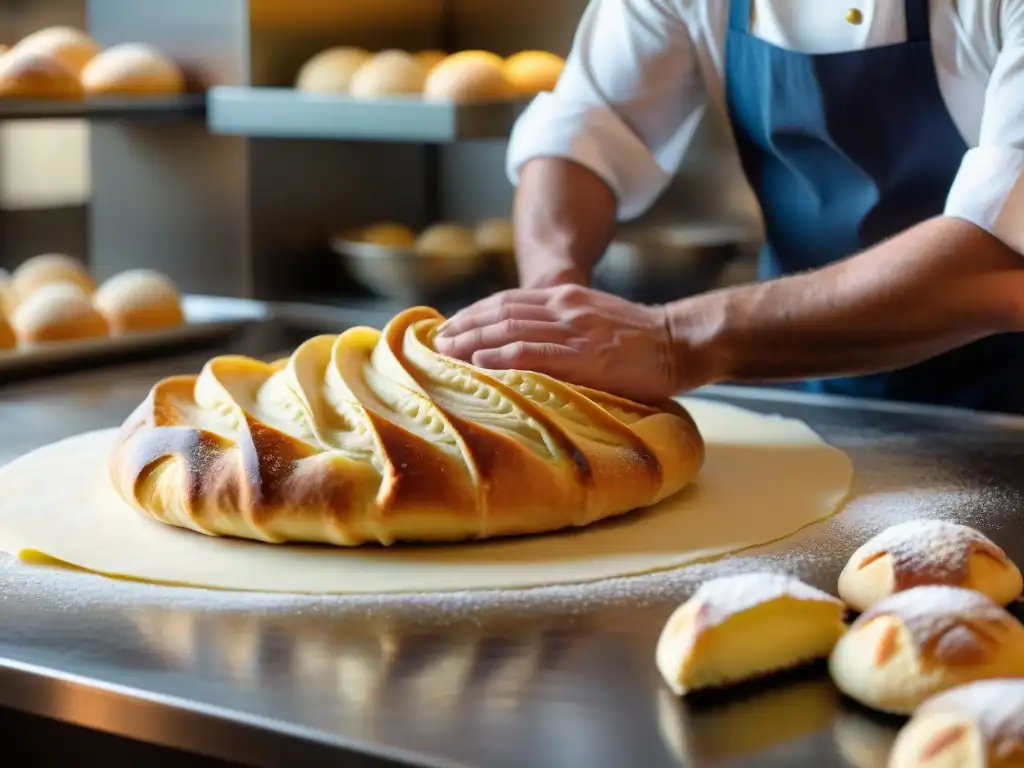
top-left (506, 0), bottom-right (1024, 254)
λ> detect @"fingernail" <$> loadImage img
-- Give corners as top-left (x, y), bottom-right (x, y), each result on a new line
top-left (435, 321), bottom-right (449, 337)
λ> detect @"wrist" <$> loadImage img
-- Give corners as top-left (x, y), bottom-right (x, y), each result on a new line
top-left (519, 262), bottom-right (590, 289)
top-left (664, 291), bottom-right (734, 391)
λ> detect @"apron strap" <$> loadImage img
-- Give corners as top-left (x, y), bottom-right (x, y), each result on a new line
top-left (904, 0), bottom-right (931, 43)
top-left (728, 0), bottom-right (752, 33)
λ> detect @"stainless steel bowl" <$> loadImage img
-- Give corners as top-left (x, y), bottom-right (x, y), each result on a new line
top-left (330, 234), bottom-right (490, 304)
top-left (593, 222), bottom-right (762, 302)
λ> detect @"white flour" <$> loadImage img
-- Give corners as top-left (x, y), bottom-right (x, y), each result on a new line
top-left (0, 421), bottom-right (1013, 625)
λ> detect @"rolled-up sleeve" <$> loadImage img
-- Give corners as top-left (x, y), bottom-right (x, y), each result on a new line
top-left (505, 0), bottom-right (707, 221)
top-left (945, 1), bottom-right (1024, 254)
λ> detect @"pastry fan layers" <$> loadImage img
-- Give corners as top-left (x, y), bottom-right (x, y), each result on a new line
top-left (0, 399), bottom-right (853, 594)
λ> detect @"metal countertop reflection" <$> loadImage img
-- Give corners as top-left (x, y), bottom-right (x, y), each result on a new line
top-left (1, 309), bottom-right (1023, 767)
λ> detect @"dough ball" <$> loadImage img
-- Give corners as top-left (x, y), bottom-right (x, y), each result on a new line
top-left (889, 679), bottom-right (1024, 768)
top-left (0, 49), bottom-right (83, 100)
top-left (93, 269), bottom-right (185, 334)
top-left (828, 585), bottom-right (1024, 715)
top-left (413, 49), bottom-right (447, 73)
top-left (359, 222), bottom-right (417, 249)
top-left (423, 50), bottom-right (515, 102)
top-left (415, 223), bottom-right (480, 258)
top-left (839, 520), bottom-right (1022, 613)
top-left (12, 282), bottom-right (109, 344)
top-left (81, 43), bottom-right (185, 96)
top-left (504, 50), bottom-right (565, 95)
top-left (12, 26), bottom-right (98, 75)
top-left (12, 253), bottom-right (95, 305)
top-left (349, 50), bottom-right (428, 98)
top-left (295, 47), bottom-right (371, 93)
top-left (655, 572), bottom-right (847, 695)
top-left (474, 218), bottom-right (514, 254)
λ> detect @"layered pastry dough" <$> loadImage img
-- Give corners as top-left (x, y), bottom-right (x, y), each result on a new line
top-left (109, 306), bottom-right (704, 546)
top-left (839, 520), bottom-right (1022, 612)
top-left (656, 572), bottom-right (847, 695)
top-left (889, 680), bottom-right (1024, 768)
top-left (828, 586), bottom-right (1024, 715)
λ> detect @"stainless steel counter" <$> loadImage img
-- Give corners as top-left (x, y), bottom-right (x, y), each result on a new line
top-left (1, 310), bottom-right (1023, 767)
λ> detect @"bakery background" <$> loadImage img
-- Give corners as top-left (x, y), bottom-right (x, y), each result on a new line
top-left (0, 0), bottom-right (762, 318)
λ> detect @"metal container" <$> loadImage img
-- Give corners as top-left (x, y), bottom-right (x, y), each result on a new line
top-left (593, 222), bottom-right (762, 303)
top-left (330, 233), bottom-right (491, 304)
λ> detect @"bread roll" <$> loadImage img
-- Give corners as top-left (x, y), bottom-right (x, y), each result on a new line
top-left (93, 269), bottom-right (185, 334)
top-left (11, 254), bottom-right (95, 306)
top-left (12, 282), bottom-right (109, 344)
top-left (349, 50), bottom-right (428, 98)
top-left (839, 520), bottom-right (1022, 613)
top-left (828, 586), bottom-right (1024, 715)
top-left (295, 47), bottom-right (371, 93)
top-left (474, 219), bottom-right (514, 254)
top-left (656, 572), bottom-right (847, 695)
top-left (81, 44), bottom-right (184, 96)
top-left (416, 223), bottom-right (480, 258)
top-left (359, 222), bottom-right (418, 249)
top-left (504, 50), bottom-right (565, 95)
top-left (423, 51), bottom-right (515, 102)
top-left (109, 306), bottom-right (705, 546)
top-left (12, 26), bottom-right (98, 75)
top-left (0, 49), bottom-right (83, 100)
top-left (889, 680), bottom-right (1024, 768)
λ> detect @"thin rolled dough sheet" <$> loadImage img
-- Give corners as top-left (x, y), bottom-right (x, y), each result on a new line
top-left (0, 399), bottom-right (853, 594)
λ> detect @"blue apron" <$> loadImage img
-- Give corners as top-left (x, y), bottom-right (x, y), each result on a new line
top-left (724, 0), bottom-right (1024, 413)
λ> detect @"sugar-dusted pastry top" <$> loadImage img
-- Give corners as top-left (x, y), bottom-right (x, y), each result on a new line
top-left (839, 519), bottom-right (1022, 611)
top-left (109, 306), bottom-right (705, 546)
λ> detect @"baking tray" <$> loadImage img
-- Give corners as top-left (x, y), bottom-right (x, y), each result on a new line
top-left (0, 294), bottom-right (268, 379)
top-left (0, 94), bottom-right (207, 122)
top-left (207, 86), bottom-right (525, 142)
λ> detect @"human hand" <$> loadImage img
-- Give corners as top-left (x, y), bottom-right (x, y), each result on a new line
top-left (433, 284), bottom-right (679, 403)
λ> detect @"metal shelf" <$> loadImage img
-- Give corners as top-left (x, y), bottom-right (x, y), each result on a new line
top-left (207, 86), bottom-right (525, 142)
top-left (0, 94), bottom-right (207, 121)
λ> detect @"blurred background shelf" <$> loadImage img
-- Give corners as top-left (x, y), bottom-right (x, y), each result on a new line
top-left (0, 94), bottom-right (206, 122)
top-left (207, 86), bottom-right (525, 142)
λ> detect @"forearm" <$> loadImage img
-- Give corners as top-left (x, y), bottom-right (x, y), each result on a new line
top-left (669, 217), bottom-right (1024, 389)
top-left (513, 157), bottom-right (618, 288)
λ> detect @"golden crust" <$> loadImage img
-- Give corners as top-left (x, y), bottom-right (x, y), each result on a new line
top-left (0, 50), bottom-right (83, 100)
top-left (109, 306), bottom-right (705, 546)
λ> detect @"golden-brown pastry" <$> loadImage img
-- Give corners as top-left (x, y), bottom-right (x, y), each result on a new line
top-left (0, 267), bottom-right (15, 318)
top-left (0, 309), bottom-right (15, 350)
top-left (349, 50), bottom-right (429, 98)
top-left (81, 44), bottom-right (185, 96)
top-left (359, 222), bottom-right (418, 249)
top-left (415, 223), bottom-right (480, 258)
top-left (474, 219), bottom-right (515, 254)
top-left (504, 50), bottom-right (565, 95)
top-left (828, 586), bottom-right (1024, 715)
top-left (0, 49), bottom-right (83, 100)
top-left (295, 47), bottom-right (372, 93)
top-left (839, 520), bottom-right (1023, 613)
top-left (93, 269), bottom-right (185, 334)
top-left (12, 282), bottom-right (109, 344)
top-left (889, 679), bottom-right (1024, 768)
top-left (108, 306), bottom-right (704, 546)
top-left (12, 26), bottom-right (98, 75)
top-left (11, 253), bottom-right (95, 306)
top-left (423, 51), bottom-right (515, 102)
top-left (656, 572), bottom-right (847, 695)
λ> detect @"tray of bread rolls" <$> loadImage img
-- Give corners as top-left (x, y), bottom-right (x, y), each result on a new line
top-left (209, 47), bottom-right (564, 142)
top-left (0, 255), bottom-right (267, 376)
top-left (0, 26), bottom-right (203, 121)
top-left (330, 218), bottom-right (516, 302)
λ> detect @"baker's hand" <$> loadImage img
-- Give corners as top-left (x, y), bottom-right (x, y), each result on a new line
top-left (434, 285), bottom-right (679, 403)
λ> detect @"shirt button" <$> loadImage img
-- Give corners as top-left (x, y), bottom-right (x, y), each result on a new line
top-left (846, 8), bottom-right (864, 24)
